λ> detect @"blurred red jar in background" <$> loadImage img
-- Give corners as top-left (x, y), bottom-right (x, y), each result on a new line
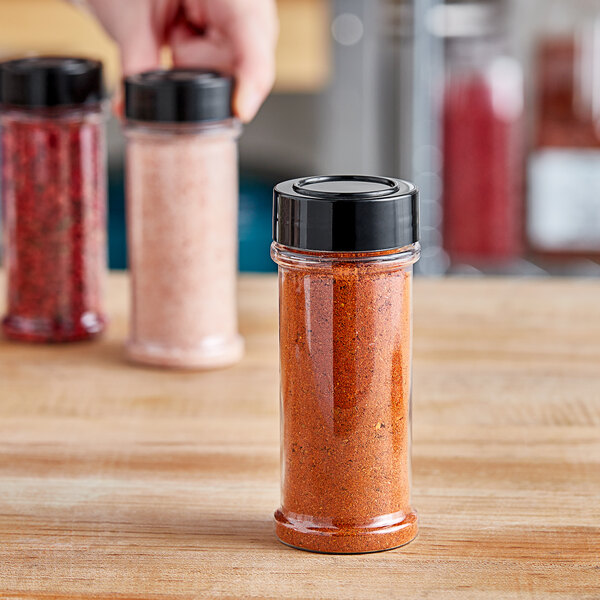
top-left (439, 0), bottom-right (524, 265)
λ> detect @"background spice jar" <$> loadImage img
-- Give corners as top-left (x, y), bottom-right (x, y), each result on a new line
top-left (0, 57), bottom-right (107, 343)
top-left (441, 0), bottom-right (524, 266)
top-left (124, 70), bottom-right (243, 369)
top-left (272, 175), bottom-right (420, 554)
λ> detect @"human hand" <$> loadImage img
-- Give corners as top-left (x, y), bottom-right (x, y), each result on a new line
top-left (83, 0), bottom-right (278, 122)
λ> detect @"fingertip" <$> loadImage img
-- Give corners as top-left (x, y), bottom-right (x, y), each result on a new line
top-left (234, 61), bottom-right (275, 122)
top-left (119, 43), bottom-right (161, 79)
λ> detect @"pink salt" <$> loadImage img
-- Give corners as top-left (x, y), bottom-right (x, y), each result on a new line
top-left (125, 122), bottom-right (243, 368)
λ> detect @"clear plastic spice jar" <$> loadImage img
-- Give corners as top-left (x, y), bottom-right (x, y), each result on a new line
top-left (124, 70), bottom-right (243, 369)
top-left (439, 0), bottom-right (524, 265)
top-left (0, 57), bottom-right (107, 342)
top-left (272, 176), bottom-right (420, 554)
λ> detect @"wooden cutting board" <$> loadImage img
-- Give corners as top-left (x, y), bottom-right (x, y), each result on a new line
top-left (0, 273), bottom-right (599, 599)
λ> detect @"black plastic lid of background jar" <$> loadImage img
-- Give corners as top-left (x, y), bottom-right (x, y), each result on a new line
top-left (0, 57), bottom-right (105, 108)
top-left (125, 70), bottom-right (234, 123)
top-left (273, 175), bottom-right (419, 252)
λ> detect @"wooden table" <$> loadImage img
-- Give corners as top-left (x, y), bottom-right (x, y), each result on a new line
top-left (1, 274), bottom-right (599, 599)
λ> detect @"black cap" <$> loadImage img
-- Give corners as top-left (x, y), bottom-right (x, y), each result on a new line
top-left (0, 57), bottom-right (105, 108)
top-left (273, 175), bottom-right (419, 252)
top-left (125, 70), bottom-right (233, 123)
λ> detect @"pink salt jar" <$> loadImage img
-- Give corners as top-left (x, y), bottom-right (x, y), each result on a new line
top-left (124, 70), bottom-right (243, 369)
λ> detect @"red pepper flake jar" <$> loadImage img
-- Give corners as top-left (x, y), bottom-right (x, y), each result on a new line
top-left (272, 175), bottom-right (420, 554)
top-left (0, 57), bottom-right (107, 342)
top-left (124, 71), bottom-right (243, 369)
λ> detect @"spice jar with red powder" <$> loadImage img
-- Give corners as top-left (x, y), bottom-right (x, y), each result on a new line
top-left (124, 70), bottom-right (243, 369)
top-left (272, 175), bottom-right (420, 554)
top-left (440, 0), bottom-right (524, 265)
top-left (0, 57), bottom-right (107, 342)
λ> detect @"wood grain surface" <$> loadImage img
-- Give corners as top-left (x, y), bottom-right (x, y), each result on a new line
top-left (0, 273), bottom-right (599, 599)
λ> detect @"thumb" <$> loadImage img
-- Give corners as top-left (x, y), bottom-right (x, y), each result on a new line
top-left (230, 22), bottom-right (275, 122)
top-left (119, 30), bottom-right (162, 77)
top-left (83, 0), bottom-right (162, 77)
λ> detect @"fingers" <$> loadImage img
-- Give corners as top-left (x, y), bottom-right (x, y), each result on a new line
top-left (112, 26), bottom-right (160, 118)
top-left (119, 33), bottom-right (162, 78)
top-left (169, 21), bottom-right (235, 74)
top-left (85, 0), bottom-right (163, 76)
top-left (226, 0), bottom-right (278, 121)
top-left (228, 15), bottom-right (277, 122)
top-left (178, 0), bottom-right (278, 122)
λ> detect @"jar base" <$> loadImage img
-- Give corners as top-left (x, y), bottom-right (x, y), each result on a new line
top-left (126, 335), bottom-right (244, 370)
top-left (2, 312), bottom-right (106, 343)
top-left (274, 509), bottom-right (418, 554)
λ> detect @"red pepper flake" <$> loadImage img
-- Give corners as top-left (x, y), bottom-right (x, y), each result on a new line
top-left (1, 108), bottom-right (106, 342)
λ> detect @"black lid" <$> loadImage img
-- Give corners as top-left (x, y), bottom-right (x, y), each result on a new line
top-left (125, 70), bottom-right (234, 123)
top-left (273, 175), bottom-right (419, 252)
top-left (0, 56), bottom-right (105, 108)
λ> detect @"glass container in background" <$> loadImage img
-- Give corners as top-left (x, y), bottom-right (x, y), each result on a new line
top-left (272, 175), bottom-right (420, 554)
top-left (0, 57), bottom-right (107, 342)
top-left (124, 70), bottom-right (243, 369)
top-left (414, 0), bottom-right (447, 275)
top-left (528, 0), bottom-right (600, 257)
top-left (438, 0), bottom-right (524, 265)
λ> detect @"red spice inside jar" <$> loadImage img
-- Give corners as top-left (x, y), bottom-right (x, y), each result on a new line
top-left (442, 73), bottom-right (523, 263)
top-left (1, 108), bottom-right (106, 342)
top-left (274, 248), bottom-right (418, 553)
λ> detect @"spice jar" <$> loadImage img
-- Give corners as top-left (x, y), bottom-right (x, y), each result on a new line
top-left (124, 70), bottom-right (243, 369)
top-left (272, 175), bottom-right (420, 554)
top-left (527, 1), bottom-right (600, 257)
top-left (439, 0), bottom-right (524, 265)
top-left (0, 57), bottom-right (107, 342)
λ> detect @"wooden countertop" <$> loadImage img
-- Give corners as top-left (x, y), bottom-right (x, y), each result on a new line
top-left (1, 274), bottom-right (599, 599)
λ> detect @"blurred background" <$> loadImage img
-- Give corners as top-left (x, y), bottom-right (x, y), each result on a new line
top-left (1, 0), bottom-right (600, 276)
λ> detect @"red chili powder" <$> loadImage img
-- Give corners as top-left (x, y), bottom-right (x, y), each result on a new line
top-left (442, 74), bottom-right (522, 263)
top-left (1, 109), bottom-right (106, 342)
top-left (274, 252), bottom-right (418, 553)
